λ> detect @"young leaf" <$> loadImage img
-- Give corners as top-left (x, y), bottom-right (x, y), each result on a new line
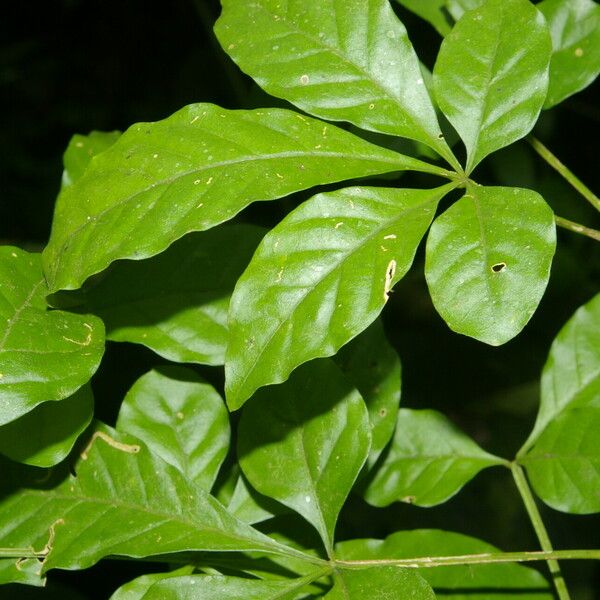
top-left (521, 293), bottom-right (600, 451)
top-left (324, 567), bottom-right (434, 599)
top-left (521, 407), bottom-right (600, 514)
top-left (237, 360), bottom-right (371, 554)
top-left (336, 529), bottom-right (552, 598)
top-left (71, 224), bottom-right (265, 366)
top-left (425, 185), bottom-right (556, 346)
top-left (0, 425), bottom-right (303, 572)
top-left (0, 385), bottom-right (93, 467)
top-left (215, 0), bottom-right (457, 166)
top-left (433, 0), bottom-right (552, 173)
top-left (334, 319), bottom-right (401, 470)
top-left (0, 247), bottom-right (104, 425)
top-left (394, 0), bottom-right (453, 36)
top-left (116, 367), bottom-right (230, 491)
top-left (110, 567), bottom-right (195, 600)
top-left (226, 184), bottom-right (454, 408)
top-left (539, 0), bottom-right (600, 109)
top-left (42, 104), bottom-right (445, 293)
top-left (364, 409), bottom-right (505, 507)
top-left (62, 131), bottom-right (120, 188)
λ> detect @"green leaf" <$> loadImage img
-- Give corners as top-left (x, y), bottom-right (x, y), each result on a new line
top-left (0, 425), bottom-right (303, 572)
top-left (43, 104), bottom-right (444, 293)
top-left (226, 184), bottom-right (453, 408)
top-left (364, 409), bottom-right (504, 507)
top-left (324, 567), bottom-right (434, 599)
top-left (215, 0), bottom-right (458, 167)
top-left (433, 0), bottom-right (552, 172)
top-left (522, 407), bottom-right (600, 514)
top-left (0, 385), bottom-right (93, 467)
top-left (73, 224), bottom-right (264, 365)
top-left (0, 247), bottom-right (104, 425)
top-left (445, 0), bottom-right (481, 21)
top-left (539, 0), bottom-right (600, 108)
top-left (425, 185), bottom-right (556, 346)
top-left (110, 567), bottom-right (195, 600)
top-left (336, 529), bottom-right (552, 599)
top-left (62, 131), bottom-right (120, 188)
top-left (228, 475), bottom-right (285, 525)
top-left (139, 573), bottom-right (322, 600)
top-left (521, 293), bottom-right (600, 450)
top-left (394, 0), bottom-right (453, 36)
top-left (334, 319), bottom-right (401, 470)
top-left (237, 360), bottom-right (371, 553)
top-left (0, 558), bottom-right (44, 587)
top-left (116, 367), bottom-right (230, 491)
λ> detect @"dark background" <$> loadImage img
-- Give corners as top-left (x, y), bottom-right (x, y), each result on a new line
top-left (2, 0), bottom-right (599, 598)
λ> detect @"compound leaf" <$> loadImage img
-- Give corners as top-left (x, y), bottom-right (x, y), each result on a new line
top-left (237, 360), bottom-right (370, 554)
top-left (434, 0), bottom-right (552, 172)
top-left (0, 247), bottom-right (104, 425)
top-left (226, 184), bottom-right (453, 409)
top-left (425, 185), bottom-right (556, 346)
top-left (216, 0), bottom-right (457, 166)
top-left (539, 0), bottom-right (600, 108)
top-left (43, 104), bottom-right (444, 293)
top-left (0, 385), bottom-right (93, 467)
top-left (336, 529), bottom-right (552, 598)
top-left (364, 409), bottom-right (504, 507)
top-left (116, 367), bottom-right (230, 491)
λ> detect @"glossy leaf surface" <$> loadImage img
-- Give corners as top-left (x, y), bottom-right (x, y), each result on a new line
top-left (539, 0), bottom-right (600, 108)
top-left (395, 0), bottom-right (452, 36)
top-left (335, 319), bottom-right (401, 469)
top-left (227, 184), bottom-right (453, 408)
top-left (434, 0), bottom-right (552, 172)
top-left (324, 567), bottom-right (434, 599)
top-left (110, 567), bottom-right (195, 600)
top-left (78, 224), bottom-right (265, 365)
top-left (62, 131), bottom-right (120, 188)
top-left (43, 104), bottom-right (443, 292)
top-left (0, 385), bottom-right (93, 467)
top-left (0, 558), bottom-right (44, 587)
top-left (238, 360), bottom-right (370, 553)
top-left (364, 409), bottom-right (504, 507)
top-left (425, 186), bottom-right (556, 345)
top-left (522, 407), bottom-right (600, 514)
top-left (216, 0), bottom-right (456, 164)
top-left (0, 247), bottom-right (104, 425)
top-left (445, 0), bottom-right (481, 21)
top-left (227, 474), bottom-right (285, 525)
top-left (336, 529), bottom-right (552, 598)
top-left (116, 367), bottom-right (230, 490)
top-left (0, 426), bottom-right (298, 572)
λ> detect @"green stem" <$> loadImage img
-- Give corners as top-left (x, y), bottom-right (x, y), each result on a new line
top-left (0, 548), bottom-right (42, 558)
top-left (555, 216), bottom-right (600, 242)
top-left (511, 463), bottom-right (571, 600)
top-left (528, 136), bottom-right (600, 213)
top-left (335, 548), bottom-right (600, 569)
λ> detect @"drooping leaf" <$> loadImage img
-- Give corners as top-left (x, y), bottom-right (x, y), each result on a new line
top-left (228, 474), bottom-right (286, 525)
top-left (116, 367), bottom-right (230, 491)
top-left (323, 567), bottom-right (434, 599)
top-left (237, 360), bottom-right (371, 553)
top-left (0, 247), bottom-right (104, 425)
top-left (394, 0), bottom-right (453, 36)
top-left (334, 319), bottom-right (401, 470)
top-left (425, 185), bottom-right (556, 345)
top-left (42, 104), bottom-right (446, 293)
top-left (215, 0), bottom-right (458, 167)
top-left (522, 407), bottom-right (600, 514)
top-left (0, 385), bottom-right (93, 467)
top-left (539, 0), bottom-right (600, 108)
top-left (62, 131), bottom-right (120, 188)
top-left (521, 293), bottom-right (600, 450)
top-left (226, 184), bottom-right (454, 408)
top-left (433, 0), bottom-right (552, 172)
top-left (110, 567), bottom-right (195, 600)
top-left (67, 224), bottom-right (265, 365)
top-left (0, 425), bottom-right (305, 572)
top-left (364, 409), bottom-right (505, 507)
top-left (336, 529), bottom-right (552, 599)
top-left (139, 573), bottom-right (323, 600)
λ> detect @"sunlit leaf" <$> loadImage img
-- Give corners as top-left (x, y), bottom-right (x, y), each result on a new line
top-left (425, 185), bottom-right (556, 345)
top-left (434, 0), bottom-right (552, 172)
top-left (62, 131), bottom-right (120, 188)
top-left (226, 184), bottom-right (453, 408)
